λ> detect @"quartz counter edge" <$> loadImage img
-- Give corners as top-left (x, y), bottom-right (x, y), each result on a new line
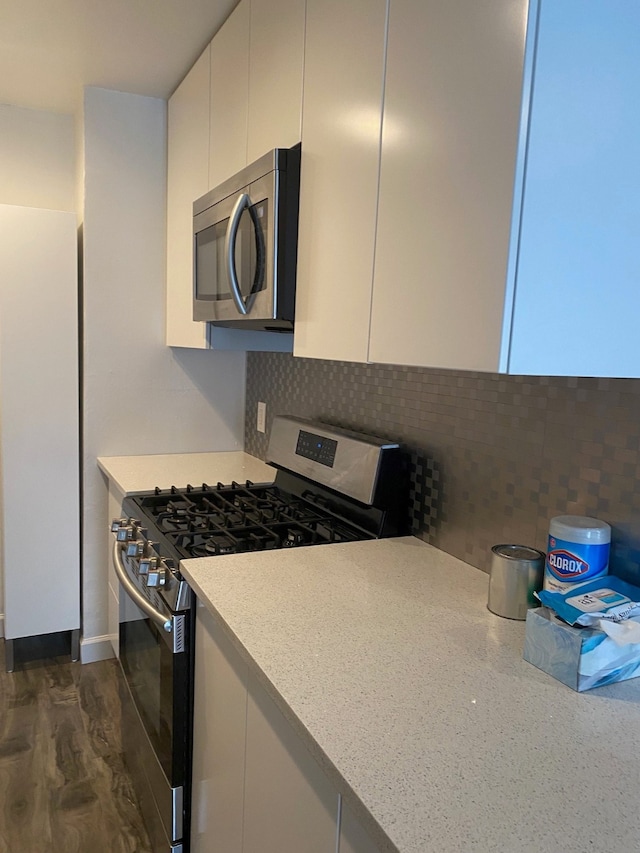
top-left (180, 536), bottom-right (640, 853)
top-left (97, 450), bottom-right (275, 496)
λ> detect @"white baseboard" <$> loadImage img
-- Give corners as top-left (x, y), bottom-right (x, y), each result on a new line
top-left (80, 633), bottom-right (115, 664)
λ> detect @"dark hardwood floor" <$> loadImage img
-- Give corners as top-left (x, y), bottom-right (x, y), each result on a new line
top-left (0, 636), bottom-right (152, 853)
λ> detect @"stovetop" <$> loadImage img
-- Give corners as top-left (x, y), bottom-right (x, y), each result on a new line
top-left (114, 417), bottom-right (408, 611)
top-left (124, 478), bottom-right (376, 563)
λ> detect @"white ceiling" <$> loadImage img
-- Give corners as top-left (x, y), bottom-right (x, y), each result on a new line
top-left (0, 0), bottom-right (238, 115)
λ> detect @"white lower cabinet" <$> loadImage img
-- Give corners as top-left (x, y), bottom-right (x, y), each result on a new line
top-left (243, 672), bottom-right (338, 853)
top-left (192, 605), bottom-right (381, 853)
top-left (339, 800), bottom-right (380, 853)
top-left (192, 604), bottom-right (248, 853)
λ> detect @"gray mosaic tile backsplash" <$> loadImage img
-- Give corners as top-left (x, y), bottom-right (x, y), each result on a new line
top-left (244, 353), bottom-right (640, 579)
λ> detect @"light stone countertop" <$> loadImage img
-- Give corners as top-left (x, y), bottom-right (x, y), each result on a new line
top-left (181, 536), bottom-right (640, 853)
top-left (97, 450), bottom-right (275, 495)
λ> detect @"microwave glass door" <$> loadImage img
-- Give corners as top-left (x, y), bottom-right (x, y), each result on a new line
top-left (194, 194), bottom-right (269, 308)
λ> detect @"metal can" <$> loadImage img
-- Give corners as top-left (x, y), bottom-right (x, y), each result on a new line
top-left (488, 544), bottom-right (545, 620)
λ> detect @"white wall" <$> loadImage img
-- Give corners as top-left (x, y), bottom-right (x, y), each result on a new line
top-left (0, 104), bottom-right (77, 635)
top-left (81, 87), bottom-right (246, 661)
top-left (0, 104), bottom-right (76, 211)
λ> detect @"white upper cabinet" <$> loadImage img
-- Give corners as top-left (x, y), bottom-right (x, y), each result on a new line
top-left (166, 0), bottom-right (304, 352)
top-left (372, 0), bottom-right (640, 377)
top-left (209, 0), bottom-right (305, 189)
top-left (247, 0), bottom-right (305, 163)
top-left (294, 0), bottom-right (388, 362)
top-left (297, 0), bottom-right (640, 378)
top-left (369, 0), bottom-right (529, 372)
top-left (166, 45), bottom-right (210, 349)
top-left (507, 0), bottom-right (640, 377)
top-left (168, 0), bottom-right (640, 374)
top-left (209, 0), bottom-right (250, 190)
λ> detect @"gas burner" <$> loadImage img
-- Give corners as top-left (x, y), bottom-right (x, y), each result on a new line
top-left (184, 526), bottom-right (285, 557)
top-left (192, 536), bottom-right (237, 557)
top-left (160, 516), bottom-right (190, 533)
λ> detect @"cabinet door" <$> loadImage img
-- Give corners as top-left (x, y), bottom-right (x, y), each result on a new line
top-left (191, 606), bottom-right (248, 853)
top-left (369, 0), bottom-right (529, 371)
top-left (339, 799), bottom-right (380, 853)
top-left (508, 1), bottom-right (640, 377)
top-left (0, 205), bottom-right (80, 640)
top-left (209, 0), bottom-right (250, 190)
top-left (243, 672), bottom-right (338, 853)
top-left (247, 0), bottom-right (305, 163)
top-left (293, 0), bottom-right (388, 362)
top-left (166, 46), bottom-right (210, 349)
top-left (106, 482), bottom-right (126, 657)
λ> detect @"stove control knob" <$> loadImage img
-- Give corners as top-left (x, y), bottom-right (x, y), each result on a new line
top-left (138, 554), bottom-right (158, 575)
top-left (126, 539), bottom-right (146, 558)
top-left (116, 525), bottom-right (137, 542)
top-left (146, 561), bottom-right (168, 588)
top-left (111, 518), bottom-right (128, 533)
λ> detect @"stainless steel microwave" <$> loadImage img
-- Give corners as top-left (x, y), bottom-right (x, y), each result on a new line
top-left (192, 144), bottom-right (300, 331)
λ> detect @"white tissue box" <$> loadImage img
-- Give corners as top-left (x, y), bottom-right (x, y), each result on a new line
top-left (523, 606), bottom-right (640, 691)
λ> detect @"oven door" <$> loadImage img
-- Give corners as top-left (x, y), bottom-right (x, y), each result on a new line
top-left (113, 542), bottom-right (192, 851)
top-left (193, 172), bottom-right (275, 324)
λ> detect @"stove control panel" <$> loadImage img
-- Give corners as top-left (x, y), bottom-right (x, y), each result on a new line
top-left (295, 430), bottom-right (337, 468)
top-left (268, 415), bottom-right (400, 507)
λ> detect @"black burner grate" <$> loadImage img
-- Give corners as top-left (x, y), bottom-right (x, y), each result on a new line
top-left (130, 481), bottom-right (373, 560)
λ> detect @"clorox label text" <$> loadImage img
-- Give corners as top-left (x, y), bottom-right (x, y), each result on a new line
top-left (548, 549), bottom-right (589, 578)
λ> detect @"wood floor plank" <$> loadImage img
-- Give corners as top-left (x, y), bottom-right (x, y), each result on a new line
top-left (76, 659), bottom-right (126, 758)
top-left (0, 663), bottom-right (54, 853)
top-left (0, 641), bottom-right (152, 853)
top-left (75, 658), bottom-right (153, 851)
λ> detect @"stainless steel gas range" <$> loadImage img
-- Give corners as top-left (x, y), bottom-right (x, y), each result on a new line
top-left (110, 416), bottom-right (408, 853)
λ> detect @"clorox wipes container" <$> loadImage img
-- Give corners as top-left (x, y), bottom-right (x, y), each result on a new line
top-left (544, 515), bottom-right (611, 593)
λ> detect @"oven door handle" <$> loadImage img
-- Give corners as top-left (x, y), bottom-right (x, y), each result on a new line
top-left (112, 541), bottom-right (172, 633)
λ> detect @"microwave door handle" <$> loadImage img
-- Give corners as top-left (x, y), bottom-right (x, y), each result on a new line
top-left (112, 541), bottom-right (172, 633)
top-left (225, 192), bottom-right (251, 315)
